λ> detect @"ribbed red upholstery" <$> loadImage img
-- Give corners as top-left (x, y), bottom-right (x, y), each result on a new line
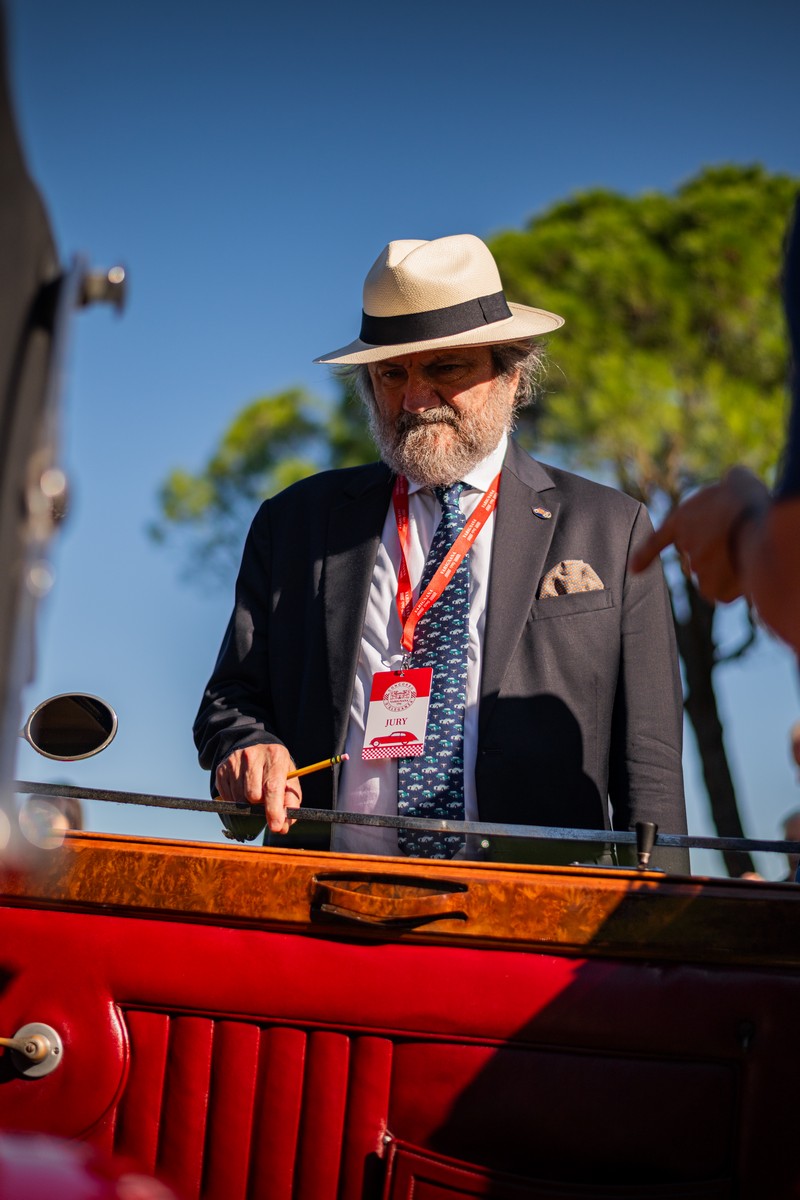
top-left (106, 1006), bottom-right (737, 1198)
top-left (2, 904), bottom-right (799, 1196)
top-left (114, 1010), bottom-right (169, 1172)
top-left (248, 1026), bottom-right (306, 1200)
top-left (338, 1037), bottom-right (393, 1200)
top-left (203, 1020), bottom-right (260, 1200)
top-left (157, 1017), bottom-right (213, 1197)
top-left (294, 1032), bottom-right (349, 1200)
top-left (111, 1014), bottom-right (393, 1200)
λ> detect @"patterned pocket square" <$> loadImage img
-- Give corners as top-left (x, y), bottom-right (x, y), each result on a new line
top-left (539, 559), bottom-right (605, 598)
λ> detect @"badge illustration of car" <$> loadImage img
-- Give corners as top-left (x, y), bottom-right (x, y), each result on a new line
top-left (370, 730), bottom-right (418, 746)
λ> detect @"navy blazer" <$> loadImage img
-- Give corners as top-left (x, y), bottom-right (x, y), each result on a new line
top-left (194, 440), bottom-right (688, 871)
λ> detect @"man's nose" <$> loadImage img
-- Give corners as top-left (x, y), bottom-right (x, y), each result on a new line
top-left (402, 373), bottom-right (440, 412)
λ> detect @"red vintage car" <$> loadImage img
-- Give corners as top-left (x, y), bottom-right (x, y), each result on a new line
top-left (3, 696), bottom-right (800, 1199)
top-left (2, 21), bottom-right (800, 1199)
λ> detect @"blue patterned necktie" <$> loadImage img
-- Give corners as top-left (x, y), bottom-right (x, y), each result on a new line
top-left (397, 482), bottom-right (468, 859)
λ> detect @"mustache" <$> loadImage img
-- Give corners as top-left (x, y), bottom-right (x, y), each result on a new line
top-left (395, 407), bottom-right (460, 434)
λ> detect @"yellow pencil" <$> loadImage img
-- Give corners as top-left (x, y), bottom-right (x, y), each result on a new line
top-left (286, 753), bottom-right (349, 780)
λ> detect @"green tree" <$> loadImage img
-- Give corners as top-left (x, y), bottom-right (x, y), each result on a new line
top-left (149, 384), bottom-right (374, 580)
top-left (490, 164), bottom-right (796, 875)
top-left (153, 164), bottom-right (796, 874)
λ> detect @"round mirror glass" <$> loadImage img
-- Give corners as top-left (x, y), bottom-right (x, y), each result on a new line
top-left (22, 693), bottom-right (118, 760)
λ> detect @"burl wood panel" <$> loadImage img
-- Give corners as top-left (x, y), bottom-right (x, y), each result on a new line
top-left (2, 831), bottom-right (800, 967)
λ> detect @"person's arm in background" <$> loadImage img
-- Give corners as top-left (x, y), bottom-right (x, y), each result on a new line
top-left (633, 197), bottom-right (800, 656)
top-left (194, 502), bottom-right (301, 839)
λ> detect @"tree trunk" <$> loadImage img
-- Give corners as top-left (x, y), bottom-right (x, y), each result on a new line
top-left (672, 579), bottom-right (756, 877)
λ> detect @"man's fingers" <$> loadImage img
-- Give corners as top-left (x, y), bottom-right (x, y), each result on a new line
top-left (263, 755), bottom-right (302, 834)
top-left (215, 745), bottom-right (300, 834)
top-left (214, 756), bottom-right (238, 804)
top-left (265, 778), bottom-right (302, 835)
top-left (242, 748), bottom-right (268, 803)
top-left (631, 518), bottom-right (675, 573)
top-left (263, 766), bottom-right (287, 832)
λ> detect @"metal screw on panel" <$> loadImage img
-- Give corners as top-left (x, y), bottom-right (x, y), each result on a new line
top-left (80, 265), bottom-right (127, 313)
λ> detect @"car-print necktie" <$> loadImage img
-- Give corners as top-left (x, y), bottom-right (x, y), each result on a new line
top-left (397, 482), bottom-right (468, 859)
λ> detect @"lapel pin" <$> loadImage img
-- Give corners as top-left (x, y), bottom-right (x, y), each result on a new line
top-left (532, 506), bottom-right (552, 520)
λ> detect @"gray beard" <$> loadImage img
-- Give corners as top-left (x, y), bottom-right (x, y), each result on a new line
top-left (367, 385), bottom-right (514, 486)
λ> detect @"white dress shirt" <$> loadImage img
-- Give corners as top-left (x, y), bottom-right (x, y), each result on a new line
top-left (332, 433), bottom-right (507, 855)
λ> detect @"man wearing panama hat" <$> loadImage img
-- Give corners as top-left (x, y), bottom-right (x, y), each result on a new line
top-left (195, 234), bottom-right (688, 871)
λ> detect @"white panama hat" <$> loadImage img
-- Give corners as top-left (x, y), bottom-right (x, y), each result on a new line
top-left (314, 233), bottom-right (564, 365)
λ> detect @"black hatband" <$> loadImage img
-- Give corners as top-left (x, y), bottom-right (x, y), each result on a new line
top-left (359, 291), bottom-right (512, 346)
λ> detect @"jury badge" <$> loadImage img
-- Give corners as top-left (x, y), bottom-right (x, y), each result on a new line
top-left (361, 668), bottom-right (432, 760)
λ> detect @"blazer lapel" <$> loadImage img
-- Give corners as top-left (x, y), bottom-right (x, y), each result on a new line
top-left (479, 441), bottom-right (559, 739)
top-left (324, 463), bottom-right (394, 750)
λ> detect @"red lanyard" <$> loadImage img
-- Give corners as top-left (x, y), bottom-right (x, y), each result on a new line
top-left (392, 473), bottom-right (501, 654)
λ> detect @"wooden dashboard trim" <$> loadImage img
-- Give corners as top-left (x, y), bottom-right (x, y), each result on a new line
top-left (2, 831), bottom-right (798, 966)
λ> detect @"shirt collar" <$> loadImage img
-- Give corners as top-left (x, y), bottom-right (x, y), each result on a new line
top-left (406, 431), bottom-right (508, 496)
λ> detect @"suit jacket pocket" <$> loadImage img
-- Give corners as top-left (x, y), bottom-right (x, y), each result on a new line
top-left (530, 588), bottom-right (615, 621)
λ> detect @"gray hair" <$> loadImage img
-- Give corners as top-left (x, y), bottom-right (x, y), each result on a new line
top-left (489, 340), bottom-right (547, 410)
top-left (336, 340), bottom-right (546, 419)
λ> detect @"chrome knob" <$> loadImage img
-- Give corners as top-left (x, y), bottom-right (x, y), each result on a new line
top-left (0, 1023), bottom-right (63, 1077)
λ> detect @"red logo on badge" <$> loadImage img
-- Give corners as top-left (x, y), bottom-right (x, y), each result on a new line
top-left (383, 680), bottom-right (417, 711)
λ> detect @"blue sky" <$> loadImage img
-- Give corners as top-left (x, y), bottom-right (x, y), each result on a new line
top-left (7, 0), bottom-right (800, 875)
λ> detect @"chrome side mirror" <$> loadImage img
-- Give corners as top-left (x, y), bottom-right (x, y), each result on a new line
top-left (20, 693), bottom-right (117, 760)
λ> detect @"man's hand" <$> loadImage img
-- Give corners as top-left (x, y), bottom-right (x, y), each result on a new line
top-left (215, 743), bottom-right (301, 834)
top-left (631, 467), bottom-right (770, 603)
